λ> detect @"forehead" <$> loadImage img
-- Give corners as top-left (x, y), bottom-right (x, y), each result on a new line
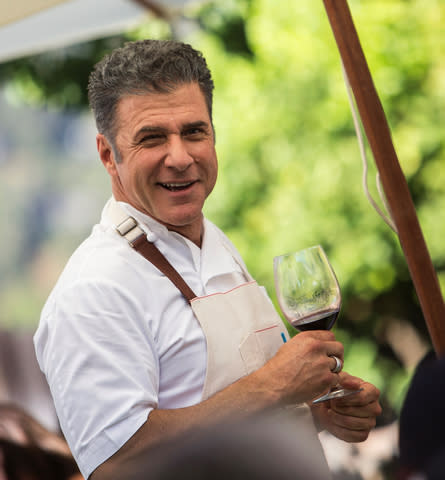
top-left (115, 83), bottom-right (210, 135)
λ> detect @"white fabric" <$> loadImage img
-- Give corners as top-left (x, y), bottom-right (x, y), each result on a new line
top-left (34, 197), bottom-right (250, 479)
top-left (0, 0), bottom-right (197, 63)
top-left (0, 0), bottom-right (147, 62)
top-left (191, 281), bottom-right (289, 399)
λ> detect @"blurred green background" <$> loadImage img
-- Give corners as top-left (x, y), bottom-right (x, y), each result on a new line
top-left (0, 0), bottom-right (444, 434)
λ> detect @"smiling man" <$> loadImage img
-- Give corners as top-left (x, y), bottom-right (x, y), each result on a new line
top-left (97, 82), bottom-right (217, 246)
top-left (34, 40), bottom-right (381, 480)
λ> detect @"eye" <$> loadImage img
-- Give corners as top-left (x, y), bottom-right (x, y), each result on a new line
top-left (139, 133), bottom-right (166, 146)
top-left (183, 127), bottom-right (207, 140)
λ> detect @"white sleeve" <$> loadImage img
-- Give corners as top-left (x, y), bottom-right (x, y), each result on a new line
top-left (35, 278), bottom-right (159, 479)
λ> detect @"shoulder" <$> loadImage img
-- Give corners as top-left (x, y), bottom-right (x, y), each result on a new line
top-left (35, 227), bottom-right (161, 367)
top-left (58, 225), bottom-right (159, 291)
top-left (39, 226), bottom-right (168, 333)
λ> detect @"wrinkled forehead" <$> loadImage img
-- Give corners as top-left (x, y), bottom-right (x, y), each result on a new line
top-left (113, 82), bottom-right (210, 132)
top-left (113, 83), bottom-right (212, 140)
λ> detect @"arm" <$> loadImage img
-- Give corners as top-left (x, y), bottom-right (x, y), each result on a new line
top-left (91, 330), bottom-right (344, 479)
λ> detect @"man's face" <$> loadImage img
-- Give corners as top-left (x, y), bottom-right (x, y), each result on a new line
top-left (97, 83), bottom-right (218, 245)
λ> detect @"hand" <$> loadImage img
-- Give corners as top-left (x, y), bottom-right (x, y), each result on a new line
top-left (311, 372), bottom-right (382, 442)
top-left (256, 331), bottom-right (344, 405)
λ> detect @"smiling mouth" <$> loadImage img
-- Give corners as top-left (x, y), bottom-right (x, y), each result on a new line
top-left (159, 181), bottom-right (196, 192)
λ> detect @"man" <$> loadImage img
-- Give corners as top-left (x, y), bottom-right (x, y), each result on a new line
top-left (34, 39), bottom-right (381, 479)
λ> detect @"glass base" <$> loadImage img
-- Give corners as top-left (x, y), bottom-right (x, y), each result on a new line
top-left (312, 387), bottom-right (363, 404)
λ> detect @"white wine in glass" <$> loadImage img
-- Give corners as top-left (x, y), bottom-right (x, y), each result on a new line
top-left (274, 245), bottom-right (361, 403)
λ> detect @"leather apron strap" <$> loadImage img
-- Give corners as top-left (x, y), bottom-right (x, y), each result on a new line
top-left (131, 235), bottom-right (197, 303)
top-left (110, 205), bottom-right (196, 302)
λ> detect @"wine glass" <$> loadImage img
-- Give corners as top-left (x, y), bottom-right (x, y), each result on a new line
top-left (273, 245), bottom-right (361, 403)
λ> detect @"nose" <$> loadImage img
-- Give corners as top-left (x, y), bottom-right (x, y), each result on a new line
top-left (164, 136), bottom-right (194, 171)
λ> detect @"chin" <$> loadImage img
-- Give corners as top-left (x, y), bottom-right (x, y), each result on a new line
top-left (165, 217), bottom-right (199, 229)
top-left (164, 208), bottom-right (203, 226)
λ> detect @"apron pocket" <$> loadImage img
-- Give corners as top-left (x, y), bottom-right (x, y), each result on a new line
top-left (239, 325), bottom-right (284, 374)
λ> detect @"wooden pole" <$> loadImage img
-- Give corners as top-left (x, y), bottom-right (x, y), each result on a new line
top-left (323, 0), bottom-right (445, 356)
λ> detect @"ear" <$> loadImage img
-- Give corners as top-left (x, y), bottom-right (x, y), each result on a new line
top-left (97, 134), bottom-right (118, 177)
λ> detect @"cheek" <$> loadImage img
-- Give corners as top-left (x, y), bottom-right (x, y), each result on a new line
top-left (208, 156), bottom-right (218, 188)
top-left (199, 144), bottom-right (218, 177)
top-left (120, 158), bottom-right (148, 186)
top-left (116, 164), bottom-right (142, 198)
top-left (132, 172), bottom-right (152, 200)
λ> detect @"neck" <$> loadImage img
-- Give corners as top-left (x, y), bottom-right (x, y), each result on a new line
top-left (167, 223), bottom-right (203, 248)
top-left (111, 191), bottom-right (204, 248)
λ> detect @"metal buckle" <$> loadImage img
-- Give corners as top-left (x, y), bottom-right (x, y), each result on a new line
top-left (116, 216), bottom-right (138, 236)
top-left (115, 217), bottom-right (145, 247)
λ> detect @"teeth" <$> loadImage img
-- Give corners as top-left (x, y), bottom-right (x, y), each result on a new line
top-left (160, 181), bottom-right (195, 191)
top-left (163, 182), bottom-right (192, 188)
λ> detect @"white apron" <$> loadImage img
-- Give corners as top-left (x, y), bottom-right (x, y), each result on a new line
top-left (107, 199), bottom-right (332, 478)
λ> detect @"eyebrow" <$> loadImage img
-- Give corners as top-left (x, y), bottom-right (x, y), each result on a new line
top-left (133, 126), bottom-right (165, 141)
top-left (134, 121), bottom-right (211, 141)
top-left (182, 121), bottom-right (210, 131)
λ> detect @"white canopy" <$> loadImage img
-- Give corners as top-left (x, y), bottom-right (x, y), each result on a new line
top-left (0, 0), bottom-right (192, 63)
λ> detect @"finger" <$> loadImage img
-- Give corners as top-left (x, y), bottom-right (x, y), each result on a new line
top-left (323, 341), bottom-right (344, 362)
top-left (337, 371), bottom-right (361, 390)
top-left (329, 355), bottom-right (342, 373)
top-left (330, 401), bottom-right (382, 419)
top-left (323, 422), bottom-right (372, 443)
top-left (297, 330), bottom-right (336, 342)
top-left (291, 333), bottom-right (344, 364)
top-left (330, 390), bottom-right (382, 418)
top-left (327, 407), bottom-right (377, 432)
top-left (334, 382), bottom-right (381, 408)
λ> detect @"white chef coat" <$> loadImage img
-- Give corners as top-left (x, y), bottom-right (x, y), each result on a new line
top-left (34, 198), bottom-right (252, 479)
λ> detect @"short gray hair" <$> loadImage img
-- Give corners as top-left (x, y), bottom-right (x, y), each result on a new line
top-left (88, 39), bottom-right (214, 152)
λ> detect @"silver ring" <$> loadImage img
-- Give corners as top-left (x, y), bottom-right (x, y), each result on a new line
top-left (329, 355), bottom-right (342, 374)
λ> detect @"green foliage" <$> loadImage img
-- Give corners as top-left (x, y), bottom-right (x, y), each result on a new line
top-left (193, 0), bottom-right (445, 324)
top-left (1, 0), bottom-right (444, 419)
top-left (191, 0), bottom-right (444, 411)
top-left (0, 38), bottom-right (125, 109)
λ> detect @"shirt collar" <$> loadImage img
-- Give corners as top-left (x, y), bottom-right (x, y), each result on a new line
top-left (116, 200), bottom-right (170, 243)
top-left (200, 218), bottom-right (245, 284)
top-left (104, 197), bottom-right (244, 283)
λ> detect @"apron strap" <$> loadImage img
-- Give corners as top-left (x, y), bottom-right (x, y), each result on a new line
top-left (131, 234), bottom-right (197, 303)
top-left (109, 199), bottom-right (196, 302)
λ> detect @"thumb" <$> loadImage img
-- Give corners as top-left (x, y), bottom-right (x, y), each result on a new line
top-left (338, 371), bottom-right (362, 390)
